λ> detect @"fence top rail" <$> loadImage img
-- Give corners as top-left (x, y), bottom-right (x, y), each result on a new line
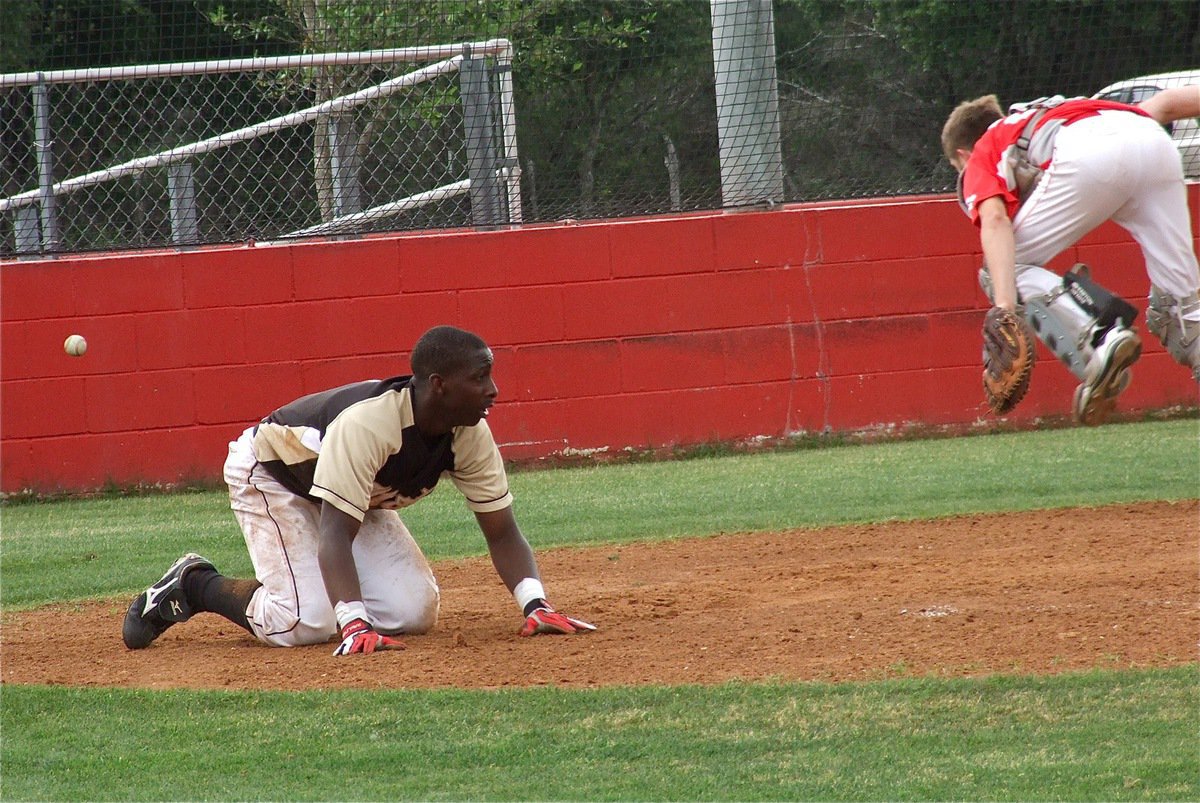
top-left (0, 55), bottom-right (465, 213)
top-left (0, 39), bottom-right (511, 89)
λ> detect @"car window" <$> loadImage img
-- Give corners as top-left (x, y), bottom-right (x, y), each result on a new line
top-left (1097, 89), bottom-right (1134, 103)
top-left (1097, 85), bottom-right (1163, 104)
top-left (1125, 86), bottom-right (1163, 103)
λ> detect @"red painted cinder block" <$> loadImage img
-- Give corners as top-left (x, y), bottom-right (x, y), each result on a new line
top-left (786, 376), bottom-right (837, 433)
top-left (619, 331), bottom-right (726, 393)
top-left (928, 310), bottom-right (989, 369)
top-left (488, 224), bottom-right (613, 285)
top-left (1119, 352), bottom-right (1200, 408)
top-left (302, 354), bottom-right (412, 394)
top-left (0, 260), bottom-right (79, 321)
top-left (824, 367), bottom-right (985, 430)
top-left (136, 307), bottom-right (248, 370)
top-left (609, 215), bottom-right (715, 277)
top-left (13, 425), bottom-right (229, 492)
top-left (0, 315), bottom-right (141, 381)
top-left (344, 294), bottom-right (462, 355)
top-left (292, 238), bottom-right (401, 300)
top-left (239, 301), bottom-right (338, 362)
top-left (816, 198), bottom-right (976, 263)
top-left (519, 394), bottom-right (631, 451)
top-left (399, 223), bottom-right (613, 292)
top-left (498, 381), bottom-right (798, 454)
top-left (563, 269), bottom-right (812, 342)
top-left (1073, 242), bottom-right (1151, 298)
top-left (713, 207), bottom-right (809, 271)
top-left (724, 323), bottom-right (826, 383)
top-left (193, 362), bottom-right (307, 426)
top-left (458, 285), bottom-right (566, 345)
top-left (241, 293), bottom-right (459, 364)
top-left (508, 340), bottom-right (621, 402)
top-left (0, 439), bottom-right (34, 491)
top-left (85, 370), bottom-right (196, 432)
top-left (806, 254), bottom-right (981, 322)
top-left (1077, 219), bottom-right (1135, 247)
top-left (665, 268), bottom-right (800, 331)
top-left (619, 382), bottom-right (795, 445)
top-left (485, 397), bottom-right (569, 455)
top-left (74, 252), bottom-right (185, 315)
top-left (822, 316), bottom-right (935, 376)
top-left (1, 376), bottom-right (87, 438)
top-left (562, 277), bottom-right (679, 340)
top-left (182, 242), bottom-right (295, 308)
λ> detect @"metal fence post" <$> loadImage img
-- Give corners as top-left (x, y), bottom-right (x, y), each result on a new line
top-left (492, 43), bottom-right (523, 224)
top-left (710, 0), bottom-right (784, 207)
top-left (13, 206), bottom-right (40, 254)
top-left (32, 75), bottom-right (59, 251)
top-left (459, 48), bottom-right (503, 227)
top-left (167, 162), bottom-right (200, 245)
top-left (664, 135), bottom-right (682, 211)
top-left (328, 114), bottom-right (363, 218)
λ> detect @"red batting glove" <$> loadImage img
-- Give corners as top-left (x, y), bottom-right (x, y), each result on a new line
top-left (519, 605), bottom-right (597, 636)
top-left (333, 618), bottom-right (404, 656)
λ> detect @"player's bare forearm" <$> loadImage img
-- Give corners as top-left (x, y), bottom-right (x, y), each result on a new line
top-left (475, 507), bottom-right (540, 592)
top-left (317, 501), bottom-right (365, 606)
top-left (978, 197), bottom-right (1018, 310)
top-left (1138, 85), bottom-right (1200, 125)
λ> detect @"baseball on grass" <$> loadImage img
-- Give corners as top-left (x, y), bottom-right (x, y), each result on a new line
top-left (64, 334), bottom-right (88, 357)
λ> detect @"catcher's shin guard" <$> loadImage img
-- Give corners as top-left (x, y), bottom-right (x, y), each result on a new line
top-left (1024, 299), bottom-right (1088, 379)
top-left (1022, 265), bottom-right (1138, 382)
top-left (1061, 269), bottom-right (1139, 343)
top-left (1147, 286), bottom-right (1200, 381)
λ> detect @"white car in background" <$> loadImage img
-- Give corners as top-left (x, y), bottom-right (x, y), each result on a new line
top-left (1092, 69), bottom-right (1200, 177)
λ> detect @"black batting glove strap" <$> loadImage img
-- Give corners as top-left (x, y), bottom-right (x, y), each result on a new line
top-left (522, 598), bottom-right (549, 617)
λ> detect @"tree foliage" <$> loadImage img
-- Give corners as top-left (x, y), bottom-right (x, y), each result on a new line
top-left (3, 0), bottom-right (1198, 249)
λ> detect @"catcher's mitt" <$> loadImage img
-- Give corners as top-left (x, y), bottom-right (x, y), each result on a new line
top-left (981, 306), bottom-right (1036, 414)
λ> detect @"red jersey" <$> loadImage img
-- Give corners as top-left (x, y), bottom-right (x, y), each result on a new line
top-left (960, 98), bottom-right (1151, 223)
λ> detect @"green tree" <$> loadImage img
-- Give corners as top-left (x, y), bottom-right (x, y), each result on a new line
top-left (510, 0), bottom-right (714, 218)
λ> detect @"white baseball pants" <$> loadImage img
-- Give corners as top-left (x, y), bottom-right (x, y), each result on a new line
top-left (1010, 110), bottom-right (1200, 328)
top-left (224, 427), bottom-right (440, 647)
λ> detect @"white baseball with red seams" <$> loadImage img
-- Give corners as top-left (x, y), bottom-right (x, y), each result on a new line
top-left (64, 334), bottom-right (87, 356)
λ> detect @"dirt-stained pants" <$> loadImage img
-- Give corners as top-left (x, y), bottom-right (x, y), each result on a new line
top-left (224, 427), bottom-right (440, 647)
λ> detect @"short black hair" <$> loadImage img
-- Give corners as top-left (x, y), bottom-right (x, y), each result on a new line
top-left (410, 325), bottom-right (488, 379)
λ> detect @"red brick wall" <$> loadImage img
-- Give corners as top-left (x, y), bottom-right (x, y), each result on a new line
top-left (3, 190), bottom-right (1197, 493)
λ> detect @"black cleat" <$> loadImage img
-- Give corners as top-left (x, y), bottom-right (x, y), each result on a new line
top-left (122, 553), bottom-right (214, 649)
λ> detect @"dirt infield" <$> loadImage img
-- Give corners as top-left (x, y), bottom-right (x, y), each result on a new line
top-left (2, 500), bottom-right (1195, 691)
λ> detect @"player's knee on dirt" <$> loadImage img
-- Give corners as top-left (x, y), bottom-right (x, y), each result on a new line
top-left (1148, 287), bottom-right (1200, 380)
top-left (244, 585), bottom-right (335, 647)
top-left (370, 583), bottom-right (440, 636)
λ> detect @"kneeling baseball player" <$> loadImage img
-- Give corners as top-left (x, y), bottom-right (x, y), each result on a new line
top-left (123, 325), bottom-right (594, 656)
top-left (942, 84), bottom-right (1200, 422)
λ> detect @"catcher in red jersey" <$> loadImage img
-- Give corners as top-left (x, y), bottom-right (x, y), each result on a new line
top-left (942, 85), bottom-right (1200, 424)
top-left (123, 325), bottom-right (594, 656)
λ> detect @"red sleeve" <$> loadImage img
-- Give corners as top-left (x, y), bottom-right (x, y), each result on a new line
top-left (960, 129), bottom-right (1022, 225)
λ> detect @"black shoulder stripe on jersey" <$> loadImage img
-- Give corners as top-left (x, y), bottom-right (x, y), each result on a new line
top-left (311, 483), bottom-right (367, 515)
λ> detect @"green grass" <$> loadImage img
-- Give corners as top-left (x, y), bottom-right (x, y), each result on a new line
top-left (3, 669), bottom-right (1197, 802)
top-left (1, 419), bottom-right (1198, 801)
top-left (2, 419), bottom-right (1197, 609)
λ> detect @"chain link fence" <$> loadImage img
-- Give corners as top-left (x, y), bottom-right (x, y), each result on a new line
top-left (2, 0), bottom-right (1197, 257)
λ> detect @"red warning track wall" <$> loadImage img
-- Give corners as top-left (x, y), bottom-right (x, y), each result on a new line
top-left (3, 190), bottom-right (1197, 493)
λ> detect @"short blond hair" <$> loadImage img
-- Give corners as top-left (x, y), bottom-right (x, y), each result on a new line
top-left (941, 95), bottom-right (1003, 164)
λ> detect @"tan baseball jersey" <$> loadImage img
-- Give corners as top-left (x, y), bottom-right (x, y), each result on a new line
top-left (251, 376), bottom-right (512, 521)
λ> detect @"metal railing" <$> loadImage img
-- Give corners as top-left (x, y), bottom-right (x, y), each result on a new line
top-left (1, 40), bottom-right (520, 255)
